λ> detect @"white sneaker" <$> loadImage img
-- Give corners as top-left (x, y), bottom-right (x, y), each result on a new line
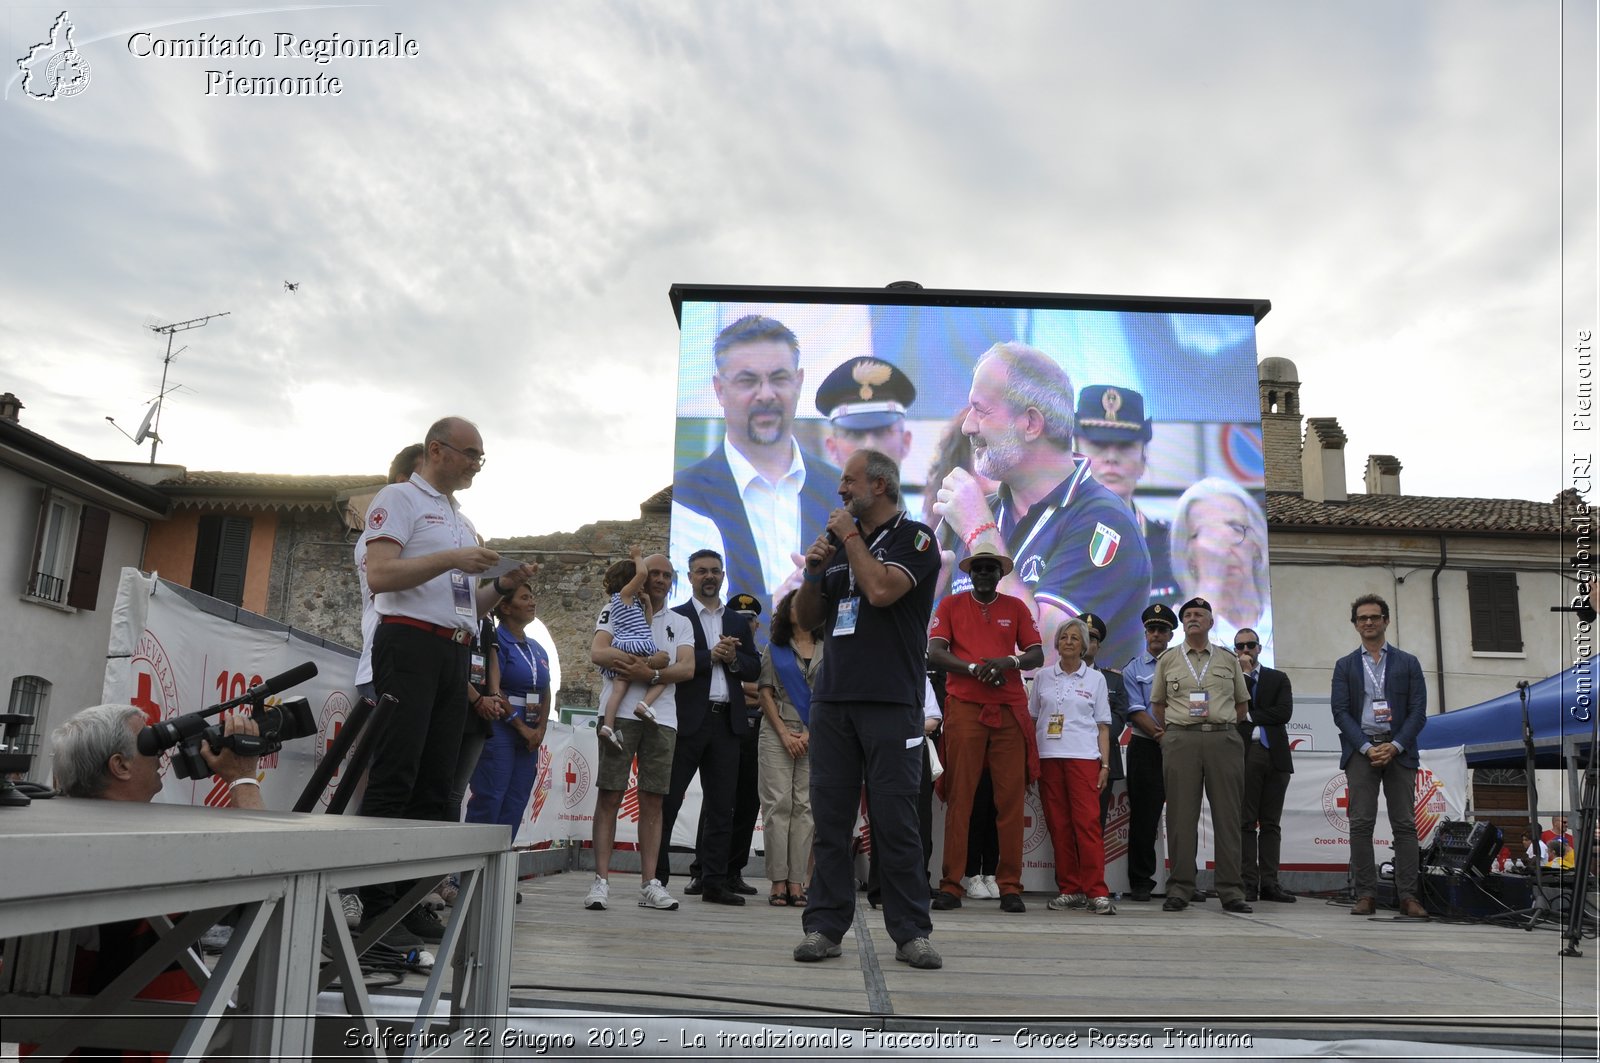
top-left (980, 874), bottom-right (1000, 899)
top-left (1088, 895), bottom-right (1117, 915)
top-left (959, 875), bottom-right (979, 897)
top-left (341, 893), bottom-right (364, 928)
top-left (1047, 892), bottom-right (1088, 911)
top-left (584, 876), bottom-right (609, 911)
top-left (639, 879), bottom-right (679, 910)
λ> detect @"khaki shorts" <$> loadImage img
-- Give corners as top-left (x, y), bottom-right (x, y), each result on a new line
top-left (597, 718), bottom-right (677, 794)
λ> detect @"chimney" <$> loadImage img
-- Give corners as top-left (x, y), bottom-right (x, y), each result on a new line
top-left (1363, 455), bottom-right (1402, 496)
top-left (1257, 357), bottom-right (1303, 493)
top-left (1301, 417), bottom-right (1348, 503)
top-left (0, 393), bottom-right (22, 423)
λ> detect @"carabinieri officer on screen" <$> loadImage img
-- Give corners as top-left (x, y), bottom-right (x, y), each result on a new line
top-left (791, 448), bottom-right (944, 971)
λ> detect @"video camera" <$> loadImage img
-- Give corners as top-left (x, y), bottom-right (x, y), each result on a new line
top-left (136, 662), bottom-right (319, 780)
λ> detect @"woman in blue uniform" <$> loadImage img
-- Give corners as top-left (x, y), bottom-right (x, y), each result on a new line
top-left (466, 583), bottom-right (551, 829)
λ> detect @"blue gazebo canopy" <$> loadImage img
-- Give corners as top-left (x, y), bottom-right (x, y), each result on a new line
top-left (1418, 664), bottom-right (1598, 767)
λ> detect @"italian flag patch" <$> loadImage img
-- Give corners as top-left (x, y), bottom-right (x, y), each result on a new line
top-left (914, 530), bottom-right (931, 552)
top-left (1088, 522), bottom-right (1121, 568)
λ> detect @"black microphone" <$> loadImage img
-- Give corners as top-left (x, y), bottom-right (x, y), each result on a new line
top-left (233, 662), bottom-right (319, 708)
top-left (1516, 680), bottom-right (1531, 690)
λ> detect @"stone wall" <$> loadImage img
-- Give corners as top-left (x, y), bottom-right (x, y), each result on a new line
top-left (267, 508), bottom-right (363, 649)
top-left (489, 505), bottom-right (669, 708)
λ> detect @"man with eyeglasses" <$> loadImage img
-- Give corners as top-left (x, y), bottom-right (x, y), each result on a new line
top-left (672, 315), bottom-right (839, 614)
top-left (1121, 602), bottom-right (1177, 902)
top-left (357, 416), bottom-right (537, 945)
top-left (1233, 628), bottom-right (1296, 903)
top-left (926, 543), bottom-right (1044, 913)
top-left (1331, 594), bottom-right (1429, 919)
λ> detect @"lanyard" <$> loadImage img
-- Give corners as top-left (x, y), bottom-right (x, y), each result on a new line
top-left (1361, 650), bottom-right (1386, 697)
top-left (846, 515), bottom-right (899, 598)
top-left (506, 635), bottom-right (538, 689)
top-left (409, 480), bottom-right (466, 549)
top-left (1182, 645), bottom-right (1214, 686)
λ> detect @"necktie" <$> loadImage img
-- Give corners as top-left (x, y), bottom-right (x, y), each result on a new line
top-left (1247, 673), bottom-right (1265, 747)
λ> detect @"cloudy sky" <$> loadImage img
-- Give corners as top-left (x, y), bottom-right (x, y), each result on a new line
top-left (3, 0), bottom-right (1593, 537)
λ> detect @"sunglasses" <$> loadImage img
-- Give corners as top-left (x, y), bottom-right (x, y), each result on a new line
top-left (1234, 641), bottom-right (1259, 651)
top-left (968, 562), bottom-right (1003, 574)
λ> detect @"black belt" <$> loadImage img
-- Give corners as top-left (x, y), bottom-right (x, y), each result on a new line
top-left (709, 701), bottom-right (730, 713)
top-left (1179, 723), bottom-right (1235, 732)
top-left (1366, 731), bottom-right (1393, 742)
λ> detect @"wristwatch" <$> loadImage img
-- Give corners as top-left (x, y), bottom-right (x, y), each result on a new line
top-left (967, 662), bottom-right (979, 676)
top-left (651, 669), bottom-right (661, 686)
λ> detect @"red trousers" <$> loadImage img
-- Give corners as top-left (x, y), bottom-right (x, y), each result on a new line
top-left (938, 696), bottom-right (1028, 896)
top-left (1039, 757), bottom-right (1108, 898)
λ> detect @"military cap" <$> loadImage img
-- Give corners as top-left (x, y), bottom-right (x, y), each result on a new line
top-left (1075, 384), bottom-right (1152, 444)
top-left (728, 592), bottom-right (763, 617)
top-left (1078, 612), bottom-right (1108, 642)
top-left (815, 357), bottom-right (917, 430)
top-left (1141, 603), bottom-right (1179, 629)
top-left (1178, 596), bottom-right (1213, 617)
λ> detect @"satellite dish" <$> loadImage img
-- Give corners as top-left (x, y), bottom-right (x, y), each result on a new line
top-left (133, 403), bottom-right (159, 444)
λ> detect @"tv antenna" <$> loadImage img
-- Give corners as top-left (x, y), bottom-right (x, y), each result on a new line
top-left (144, 311), bottom-right (230, 463)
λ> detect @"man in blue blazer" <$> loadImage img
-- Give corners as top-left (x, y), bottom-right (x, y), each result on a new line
top-left (670, 314), bottom-right (840, 614)
top-left (1330, 594), bottom-right (1429, 918)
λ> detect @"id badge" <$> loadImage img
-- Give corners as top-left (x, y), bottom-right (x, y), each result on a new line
top-left (834, 596), bottom-right (860, 637)
top-left (1372, 699), bottom-right (1392, 726)
top-left (1046, 713), bottom-right (1065, 738)
top-left (1188, 690), bottom-right (1210, 718)
top-left (451, 571), bottom-right (474, 617)
top-left (469, 652), bottom-right (486, 685)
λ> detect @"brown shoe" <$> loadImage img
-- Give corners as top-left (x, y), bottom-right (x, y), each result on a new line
top-left (1350, 896), bottom-right (1376, 916)
top-left (1400, 897), bottom-right (1429, 919)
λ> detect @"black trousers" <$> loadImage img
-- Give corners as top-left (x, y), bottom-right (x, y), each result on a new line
top-left (1125, 736), bottom-right (1165, 893)
top-left (657, 707), bottom-right (739, 889)
top-left (691, 722), bottom-right (760, 881)
top-left (866, 740), bottom-right (935, 903)
top-left (359, 622), bottom-right (469, 912)
top-left (1240, 741), bottom-right (1291, 890)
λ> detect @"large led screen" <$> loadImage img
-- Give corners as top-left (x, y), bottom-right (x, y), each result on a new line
top-left (669, 290), bottom-right (1272, 669)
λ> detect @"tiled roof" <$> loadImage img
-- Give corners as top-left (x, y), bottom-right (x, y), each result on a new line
top-left (158, 471), bottom-right (383, 491)
top-left (1266, 490), bottom-right (1578, 536)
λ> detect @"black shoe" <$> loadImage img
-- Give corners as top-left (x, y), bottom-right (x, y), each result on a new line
top-left (1223, 899), bottom-right (1254, 914)
top-left (683, 877), bottom-right (703, 896)
top-left (1259, 885), bottom-right (1298, 903)
top-left (1162, 896), bottom-right (1189, 912)
top-left (357, 911), bottom-right (424, 951)
top-left (999, 892), bottom-right (1026, 914)
top-left (1129, 889), bottom-right (1152, 902)
top-left (701, 887), bottom-right (746, 906)
top-left (1245, 889), bottom-right (1259, 902)
top-left (931, 891), bottom-right (962, 911)
top-left (730, 877), bottom-right (758, 896)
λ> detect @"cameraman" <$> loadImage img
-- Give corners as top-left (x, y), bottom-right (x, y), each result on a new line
top-left (51, 704), bottom-right (265, 809)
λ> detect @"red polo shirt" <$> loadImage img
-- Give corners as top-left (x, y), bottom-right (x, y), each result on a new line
top-left (930, 590), bottom-right (1041, 706)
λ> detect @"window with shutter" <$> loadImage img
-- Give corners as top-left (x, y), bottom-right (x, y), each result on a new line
top-left (191, 514), bottom-right (253, 606)
top-left (25, 490), bottom-right (106, 609)
top-left (1467, 570), bottom-right (1523, 653)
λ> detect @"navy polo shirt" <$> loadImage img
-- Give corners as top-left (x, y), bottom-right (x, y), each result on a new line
top-left (813, 511), bottom-right (940, 707)
top-left (951, 457), bottom-right (1152, 668)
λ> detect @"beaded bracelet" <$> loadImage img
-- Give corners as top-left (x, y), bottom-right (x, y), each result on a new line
top-left (965, 521), bottom-right (998, 548)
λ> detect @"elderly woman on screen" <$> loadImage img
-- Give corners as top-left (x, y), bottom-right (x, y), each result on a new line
top-left (1170, 477), bottom-right (1273, 664)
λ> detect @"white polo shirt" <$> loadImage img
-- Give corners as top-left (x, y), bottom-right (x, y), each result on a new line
top-left (360, 473), bottom-right (480, 632)
top-left (595, 600), bottom-right (693, 730)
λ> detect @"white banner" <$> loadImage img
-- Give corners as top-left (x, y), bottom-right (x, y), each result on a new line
top-left (103, 568), bottom-right (361, 809)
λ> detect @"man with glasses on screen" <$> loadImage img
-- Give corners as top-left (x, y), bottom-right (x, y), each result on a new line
top-left (933, 342), bottom-right (1151, 667)
top-left (672, 315), bottom-right (839, 613)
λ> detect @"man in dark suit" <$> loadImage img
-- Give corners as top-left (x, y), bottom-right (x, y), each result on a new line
top-left (670, 315), bottom-right (839, 614)
top-left (1331, 593), bottom-right (1429, 919)
top-left (657, 549), bottom-right (761, 906)
top-left (1234, 627), bottom-right (1295, 903)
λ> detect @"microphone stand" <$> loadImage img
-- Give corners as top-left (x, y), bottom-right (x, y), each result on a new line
top-left (1517, 680), bottom-right (1556, 930)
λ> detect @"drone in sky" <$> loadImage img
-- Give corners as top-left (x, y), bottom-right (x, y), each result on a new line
top-left (283, 281), bottom-right (299, 293)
